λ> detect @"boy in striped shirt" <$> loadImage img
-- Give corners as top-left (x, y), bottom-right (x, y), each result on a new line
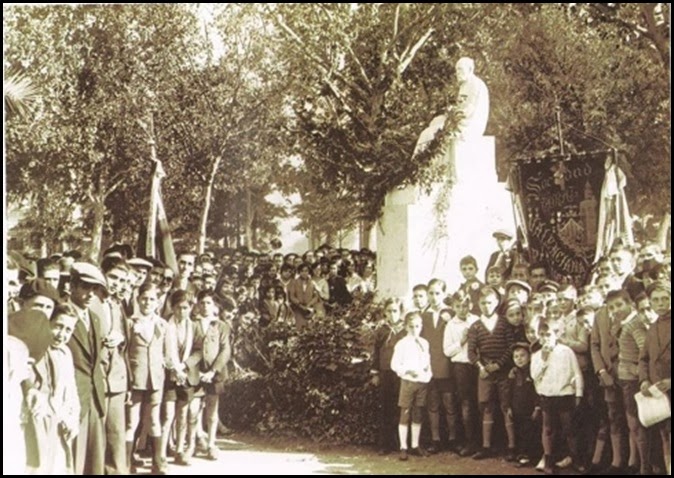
top-left (467, 286), bottom-right (515, 460)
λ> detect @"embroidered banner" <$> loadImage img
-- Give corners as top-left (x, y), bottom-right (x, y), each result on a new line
top-left (515, 153), bottom-right (607, 285)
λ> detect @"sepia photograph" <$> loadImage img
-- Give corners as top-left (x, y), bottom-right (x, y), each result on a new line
top-left (3, 3), bottom-right (670, 475)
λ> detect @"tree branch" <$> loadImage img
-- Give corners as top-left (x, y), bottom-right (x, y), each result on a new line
top-left (398, 26), bottom-right (435, 76)
top-left (105, 175), bottom-right (127, 197)
top-left (274, 12), bottom-right (370, 103)
top-left (639, 3), bottom-right (670, 69)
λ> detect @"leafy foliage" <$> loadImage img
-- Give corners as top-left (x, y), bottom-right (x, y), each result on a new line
top-left (477, 4), bottom-right (670, 213)
top-left (220, 297), bottom-right (383, 444)
top-left (269, 4), bottom-right (476, 226)
top-left (5, 4), bottom-right (670, 255)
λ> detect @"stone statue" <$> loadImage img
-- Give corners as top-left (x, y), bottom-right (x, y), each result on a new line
top-left (453, 57), bottom-right (489, 140)
top-left (378, 56), bottom-right (510, 299)
top-left (412, 57), bottom-right (489, 156)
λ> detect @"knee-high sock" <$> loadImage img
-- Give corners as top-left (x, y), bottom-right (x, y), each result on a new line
top-left (429, 411), bottom-right (440, 442)
top-left (411, 423), bottom-right (422, 449)
top-left (398, 425), bottom-right (409, 450)
top-left (610, 433), bottom-right (623, 468)
top-left (505, 413), bottom-right (516, 450)
top-left (592, 438), bottom-right (606, 465)
top-left (482, 407), bottom-right (494, 449)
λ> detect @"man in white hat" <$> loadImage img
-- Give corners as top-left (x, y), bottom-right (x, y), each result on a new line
top-left (486, 229), bottom-right (523, 282)
top-left (67, 262), bottom-right (109, 475)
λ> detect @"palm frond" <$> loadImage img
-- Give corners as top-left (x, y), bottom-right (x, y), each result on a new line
top-left (4, 71), bottom-right (39, 117)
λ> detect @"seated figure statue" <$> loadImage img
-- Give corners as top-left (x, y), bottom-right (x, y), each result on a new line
top-left (453, 56), bottom-right (489, 140)
top-left (413, 57), bottom-right (489, 156)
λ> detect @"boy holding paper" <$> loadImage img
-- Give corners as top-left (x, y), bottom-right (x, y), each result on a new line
top-left (639, 281), bottom-right (671, 475)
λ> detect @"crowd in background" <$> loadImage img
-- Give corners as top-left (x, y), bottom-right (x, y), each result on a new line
top-left (5, 242), bottom-right (377, 475)
top-left (4, 229), bottom-right (671, 476)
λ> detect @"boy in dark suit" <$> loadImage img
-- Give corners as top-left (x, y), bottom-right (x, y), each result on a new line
top-left (422, 279), bottom-right (457, 453)
top-left (458, 256), bottom-right (484, 316)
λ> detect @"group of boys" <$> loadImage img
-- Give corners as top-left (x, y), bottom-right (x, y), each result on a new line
top-left (374, 230), bottom-right (671, 476)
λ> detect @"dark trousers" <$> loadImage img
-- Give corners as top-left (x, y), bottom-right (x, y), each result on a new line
top-left (427, 377), bottom-right (457, 442)
top-left (540, 396), bottom-right (577, 460)
top-left (514, 412), bottom-right (541, 459)
top-left (73, 399), bottom-right (106, 475)
top-left (104, 392), bottom-right (128, 475)
top-left (378, 371), bottom-right (401, 451)
top-left (454, 363), bottom-right (478, 448)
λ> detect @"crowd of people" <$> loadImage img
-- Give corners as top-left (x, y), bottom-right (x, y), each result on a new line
top-left (4, 229), bottom-right (671, 476)
top-left (5, 242), bottom-right (377, 475)
top-left (372, 230), bottom-right (671, 476)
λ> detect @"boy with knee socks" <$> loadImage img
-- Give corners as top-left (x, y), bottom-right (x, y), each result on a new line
top-left (391, 312), bottom-right (432, 461)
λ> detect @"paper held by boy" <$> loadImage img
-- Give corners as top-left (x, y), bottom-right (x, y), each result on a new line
top-left (634, 383), bottom-right (671, 428)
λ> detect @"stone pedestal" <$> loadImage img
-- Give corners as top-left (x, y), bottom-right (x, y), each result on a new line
top-left (376, 136), bottom-right (515, 303)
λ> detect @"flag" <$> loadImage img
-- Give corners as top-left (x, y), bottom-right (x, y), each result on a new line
top-left (594, 162), bottom-right (634, 263)
top-left (139, 160), bottom-right (177, 272)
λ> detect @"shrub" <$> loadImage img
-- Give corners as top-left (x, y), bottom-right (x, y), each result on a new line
top-left (219, 295), bottom-right (384, 445)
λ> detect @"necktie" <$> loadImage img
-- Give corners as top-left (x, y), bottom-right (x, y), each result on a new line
top-left (80, 308), bottom-right (91, 332)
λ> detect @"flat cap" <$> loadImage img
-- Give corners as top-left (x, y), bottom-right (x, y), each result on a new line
top-left (127, 257), bottom-right (153, 270)
top-left (492, 229), bottom-right (514, 240)
top-left (19, 279), bottom-right (61, 303)
top-left (71, 262), bottom-right (108, 289)
top-left (538, 279), bottom-right (560, 293)
top-left (505, 279), bottom-right (532, 294)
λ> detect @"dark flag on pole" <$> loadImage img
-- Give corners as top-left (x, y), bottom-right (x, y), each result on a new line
top-left (138, 160), bottom-right (177, 272)
top-left (511, 152), bottom-right (613, 285)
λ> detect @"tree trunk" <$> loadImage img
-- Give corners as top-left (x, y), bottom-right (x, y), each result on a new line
top-left (245, 187), bottom-right (254, 249)
top-left (359, 219), bottom-right (374, 250)
top-left (89, 200), bottom-right (105, 262)
top-left (198, 155), bottom-right (222, 255)
top-left (657, 212), bottom-right (671, 253)
top-left (40, 240), bottom-right (49, 258)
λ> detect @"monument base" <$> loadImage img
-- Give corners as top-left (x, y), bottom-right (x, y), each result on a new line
top-left (376, 136), bottom-right (515, 303)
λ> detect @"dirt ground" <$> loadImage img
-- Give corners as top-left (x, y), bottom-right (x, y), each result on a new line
top-left (219, 432), bottom-right (546, 475)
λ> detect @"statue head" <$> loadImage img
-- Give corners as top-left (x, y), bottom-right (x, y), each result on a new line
top-left (456, 57), bottom-right (475, 83)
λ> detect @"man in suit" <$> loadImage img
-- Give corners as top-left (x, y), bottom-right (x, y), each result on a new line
top-left (610, 246), bottom-right (644, 302)
top-left (327, 260), bottom-right (352, 312)
top-left (422, 278), bottom-right (456, 454)
top-left (94, 256), bottom-right (131, 475)
top-left (67, 262), bottom-right (108, 475)
top-left (485, 229), bottom-right (523, 282)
